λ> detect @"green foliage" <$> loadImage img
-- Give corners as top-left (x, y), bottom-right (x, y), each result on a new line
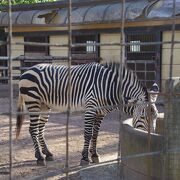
top-left (0, 0), bottom-right (56, 5)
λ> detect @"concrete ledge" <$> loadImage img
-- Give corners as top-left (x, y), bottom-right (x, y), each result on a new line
top-left (121, 117), bottom-right (164, 180)
top-left (79, 161), bottom-right (119, 180)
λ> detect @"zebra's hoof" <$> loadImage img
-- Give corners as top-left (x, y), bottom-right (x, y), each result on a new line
top-left (80, 158), bottom-right (90, 166)
top-left (46, 155), bottom-right (54, 161)
top-left (37, 159), bottom-right (46, 166)
top-left (91, 155), bottom-right (100, 163)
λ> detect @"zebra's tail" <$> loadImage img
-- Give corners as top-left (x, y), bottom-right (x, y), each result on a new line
top-left (16, 94), bottom-right (25, 139)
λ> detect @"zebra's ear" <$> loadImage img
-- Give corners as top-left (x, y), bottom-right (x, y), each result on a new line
top-left (149, 83), bottom-right (159, 103)
top-left (150, 83), bottom-right (159, 92)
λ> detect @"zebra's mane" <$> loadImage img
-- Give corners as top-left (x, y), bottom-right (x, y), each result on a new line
top-left (102, 62), bottom-right (125, 73)
top-left (101, 62), bottom-right (136, 79)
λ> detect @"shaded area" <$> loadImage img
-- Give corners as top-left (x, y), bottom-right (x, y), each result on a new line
top-left (0, 84), bottom-right (18, 98)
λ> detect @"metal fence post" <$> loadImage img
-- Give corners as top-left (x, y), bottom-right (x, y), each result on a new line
top-left (8, 0), bottom-right (13, 179)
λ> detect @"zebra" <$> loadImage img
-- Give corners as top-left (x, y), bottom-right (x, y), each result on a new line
top-left (131, 89), bottom-right (159, 132)
top-left (15, 62), bottom-right (159, 166)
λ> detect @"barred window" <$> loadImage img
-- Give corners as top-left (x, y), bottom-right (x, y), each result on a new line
top-left (21, 36), bottom-right (50, 71)
top-left (71, 34), bottom-right (99, 65)
top-left (130, 40), bottom-right (141, 52)
top-left (86, 41), bottom-right (96, 53)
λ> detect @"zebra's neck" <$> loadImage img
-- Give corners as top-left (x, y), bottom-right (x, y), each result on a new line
top-left (102, 63), bottom-right (148, 116)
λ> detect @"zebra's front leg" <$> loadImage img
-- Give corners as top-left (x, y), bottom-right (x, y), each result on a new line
top-left (90, 115), bottom-right (103, 163)
top-left (29, 115), bottom-right (45, 166)
top-left (38, 115), bottom-right (54, 161)
top-left (80, 111), bottom-right (94, 166)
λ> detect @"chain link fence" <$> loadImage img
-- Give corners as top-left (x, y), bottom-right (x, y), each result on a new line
top-left (0, 0), bottom-right (180, 179)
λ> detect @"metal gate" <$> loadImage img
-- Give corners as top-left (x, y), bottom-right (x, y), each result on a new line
top-left (126, 32), bottom-right (161, 89)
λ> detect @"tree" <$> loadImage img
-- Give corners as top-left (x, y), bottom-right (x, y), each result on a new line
top-left (0, 0), bottom-right (56, 5)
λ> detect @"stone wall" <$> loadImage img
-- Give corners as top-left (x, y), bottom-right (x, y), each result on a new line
top-left (164, 79), bottom-right (180, 179)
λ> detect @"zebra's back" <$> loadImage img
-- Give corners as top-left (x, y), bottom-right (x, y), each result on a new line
top-left (19, 63), bottom-right (99, 111)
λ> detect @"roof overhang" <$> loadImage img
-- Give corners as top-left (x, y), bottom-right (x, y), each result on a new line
top-left (0, 0), bottom-right (180, 28)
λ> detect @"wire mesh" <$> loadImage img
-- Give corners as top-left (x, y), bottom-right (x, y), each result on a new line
top-left (0, 0), bottom-right (180, 180)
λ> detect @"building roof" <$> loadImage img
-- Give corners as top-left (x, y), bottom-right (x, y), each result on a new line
top-left (0, 0), bottom-right (180, 26)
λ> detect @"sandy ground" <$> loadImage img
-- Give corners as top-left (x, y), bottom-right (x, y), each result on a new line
top-left (0, 85), bottom-right (121, 180)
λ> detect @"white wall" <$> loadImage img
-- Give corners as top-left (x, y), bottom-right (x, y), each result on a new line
top-left (50, 35), bottom-right (68, 66)
top-left (11, 36), bottom-right (24, 82)
top-left (162, 31), bottom-right (180, 89)
top-left (100, 33), bottom-right (122, 63)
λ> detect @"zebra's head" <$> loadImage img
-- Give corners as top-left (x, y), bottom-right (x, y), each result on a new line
top-left (131, 83), bottom-right (159, 133)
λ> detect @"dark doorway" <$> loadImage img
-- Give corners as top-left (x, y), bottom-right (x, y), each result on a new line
top-left (72, 34), bottom-right (99, 65)
top-left (0, 29), bottom-right (7, 83)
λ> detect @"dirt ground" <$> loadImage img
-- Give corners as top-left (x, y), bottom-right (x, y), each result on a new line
top-left (0, 85), bottom-right (121, 180)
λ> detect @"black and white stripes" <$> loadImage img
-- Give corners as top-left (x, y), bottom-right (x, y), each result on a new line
top-left (16, 62), bottom-right (159, 165)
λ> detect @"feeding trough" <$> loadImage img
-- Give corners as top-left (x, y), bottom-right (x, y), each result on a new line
top-left (121, 113), bottom-right (164, 180)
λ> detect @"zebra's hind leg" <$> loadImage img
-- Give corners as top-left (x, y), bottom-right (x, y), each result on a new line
top-left (29, 117), bottom-right (46, 166)
top-left (38, 113), bottom-right (54, 161)
top-left (27, 102), bottom-right (46, 166)
top-left (90, 115), bottom-right (104, 163)
top-left (80, 111), bottom-right (95, 166)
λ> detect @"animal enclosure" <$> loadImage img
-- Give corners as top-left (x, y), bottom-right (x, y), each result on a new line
top-left (0, 0), bottom-right (180, 180)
